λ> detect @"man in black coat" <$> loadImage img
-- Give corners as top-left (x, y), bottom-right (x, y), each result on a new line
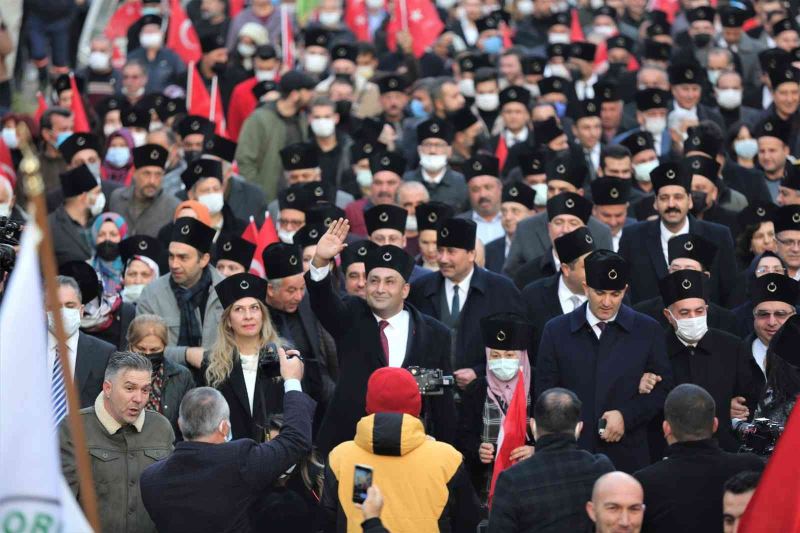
top-left (48, 165), bottom-right (104, 265)
top-left (140, 357), bottom-right (316, 533)
top-left (634, 384), bottom-right (764, 533)
top-left (408, 218), bottom-right (523, 388)
top-left (306, 219), bottom-right (457, 456)
top-left (618, 161), bottom-right (736, 306)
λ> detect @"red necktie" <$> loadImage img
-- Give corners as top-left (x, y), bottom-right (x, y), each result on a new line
top-left (379, 320), bottom-right (390, 365)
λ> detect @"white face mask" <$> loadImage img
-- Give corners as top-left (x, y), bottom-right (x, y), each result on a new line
top-left (121, 283), bottom-right (146, 303)
top-left (198, 192), bottom-right (224, 214)
top-left (304, 53), bottom-right (329, 74)
top-left (90, 192), bottom-right (106, 216)
top-left (644, 117), bottom-right (666, 136)
top-left (548, 33), bottom-right (570, 44)
top-left (47, 308), bottom-right (82, 337)
top-left (88, 51), bottom-right (111, 71)
top-left (716, 88), bottom-right (742, 110)
top-left (437, 0), bottom-right (457, 7)
top-left (547, 63), bottom-right (570, 79)
top-left (532, 183), bottom-right (548, 206)
top-left (366, 0), bottom-right (384, 9)
top-left (356, 168), bottom-right (373, 188)
top-left (278, 228), bottom-right (297, 244)
top-left (356, 65), bottom-right (374, 81)
top-left (517, 0), bottom-right (534, 15)
top-left (237, 43), bottom-right (256, 57)
top-left (318, 10), bottom-right (342, 26)
top-left (406, 215), bottom-right (418, 232)
top-left (418, 152), bottom-right (448, 173)
top-left (311, 117), bottom-right (336, 138)
top-left (131, 131), bottom-right (147, 147)
top-left (669, 311), bottom-right (708, 344)
top-left (1, 127), bottom-right (18, 149)
top-left (707, 69), bottom-right (722, 86)
top-left (458, 78), bottom-right (475, 98)
top-left (734, 138), bottom-right (758, 160)
top-left (590, 0), bottom-right (605, 8)
top-left (488, 358), bottom-right (519, 381)
top-left (0, 203), bottom-right (11, 218)
top-left (255, 68), bottom-right (277, 81)
top-left (140, 32), bottom-right (164, 49)
top-left (633, 159), bottom-right (659, 183)
top-left (593, 25), bottom-right (616, 38)
top-left (103, 124), bottom-right (120, 138)
top-left (475, 93), bottom-right (500, 112)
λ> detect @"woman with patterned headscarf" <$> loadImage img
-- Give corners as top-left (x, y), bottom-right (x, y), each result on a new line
top-left (91, 212), bottom-right (128, 295)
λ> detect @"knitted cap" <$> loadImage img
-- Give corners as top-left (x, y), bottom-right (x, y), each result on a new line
top-left (365, 367), bottom-right (421, 417)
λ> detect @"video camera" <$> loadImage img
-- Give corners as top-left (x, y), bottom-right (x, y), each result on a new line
top-left (0, 217), bottom-right (22, 277)
top-left (734, 418), bottom-right (784, 456)
top-left (407, 367), bottom-right (454, 396)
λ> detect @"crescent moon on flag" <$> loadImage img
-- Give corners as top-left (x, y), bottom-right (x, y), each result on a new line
top-left (180, 20), bottom-right (200, 51)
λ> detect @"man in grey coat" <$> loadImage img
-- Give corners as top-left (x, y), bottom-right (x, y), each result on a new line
top-left (137, 217), bottom-right (224, 370)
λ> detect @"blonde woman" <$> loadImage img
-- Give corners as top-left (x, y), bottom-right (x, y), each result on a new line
top-left (207, 272), bottom-right (289, 441)
top-left (126, 314), bottom-right (195, 439)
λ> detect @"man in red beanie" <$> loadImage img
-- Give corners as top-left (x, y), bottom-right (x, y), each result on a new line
top-left (321, 367), bottom-right (480, 533)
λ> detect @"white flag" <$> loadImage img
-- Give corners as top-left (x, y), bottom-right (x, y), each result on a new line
top-left (0, 226), bottom-right (93, 532)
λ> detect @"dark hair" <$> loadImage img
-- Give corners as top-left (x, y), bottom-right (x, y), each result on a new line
top-left (762, 349), bottom-right (800, 408)
top-left (474, 67), bottom-right (498, 85)
top-left (724, 120), bottom-right (751, 159)
top-left (600, 144), bottom-right (631, 171)
top-left (533, 387), bottom-right (582, 435)
top-left (357, 42), bottom-right (377, 57)
top-left (501, 48), bottom-right (524, 61)
top-left (724, 470), bottom-right (761, 494)
top-left (664, 384), bottom-right (716, 441)
top-left (40, 107), bottom-right (72, 131)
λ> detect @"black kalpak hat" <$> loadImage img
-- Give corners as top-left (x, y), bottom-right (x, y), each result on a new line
top-left (138, 14), bottom-right (163, 27)
top-left (517, 146), bottom-right (548, 176)
top-left (350, 139), bottom-right (385, 161)
top-left (416, 202), bottom-right (455, 232)
top-left (737, 202), bottom-right (777, 230)
top-left (643, 40), bottom-right (672, 62)
top-left (305, 202), bottom-right (345, 227)
top-left (59, 165), bottom-right (97, 198)
top-left (685, 126), bottom-right (721, 157)
top-left (181, 158), bottom-right (223, 190)
top-left (365, 204), bottom-right (407, 235)
top-left (331, 43), bottom-right (357, 63)
top-left (591, 177), bottom-right (631, 205)
top-left (369, 151), bottom-right (406, 176)
top-left (136, 93), bottom-right (163, 116)
top-left (659, 269), bottom-right (706, 306)
top-left (499, 86), bottom-right (531, 109)
top-left (570, 98), bottom-right (601, 121)
top-left (585, 249), bottom-right (629, 290)
top-left (635, 88), bottom-right (670, 111)
top-left (341, 239), bottom-right (378, 270)
top-left (157, 96), bottom-right (186, 120)
top-left (754, 115), bottom-right (792, 145)
top-left (262, 242), bottom-right (303, 280)
top-left (120, 235), bottom-right (162, 266)
top-left (171, 217), bottom-right (215, 254)
top-left (668, 62), bottom-right (703, 86)
top-left (554, 226), bottom-right (595, 265)
top-left (759, 48), bottom-right (792, 72)
top-left (364, 244), bottom-right (415, 281)
top-left (667, 233), bottom-right (718, 270)
top-left (538, 76), bottom-right (570, 96)
top-left (547, 192), bottom-right (592, 224)
top-left (768, 315), bottom-right (800, 368)
top-left (438, 218), bottom-right (476, 250)
top-left (719, 5), bottom-right (748, 28)
top-left (593, 80), bottom-right (620, 102)
top-left (458, 53), bottom-right (491, 73)
top-left (59, 133), bottom-right (100, 162)
top-left (203, 134), bottom-right (237, 163)
top-left (304, 27), bottom-right (329, 48)
top-left (252, 80), bottom-right (278, 100)
top-left (278, 182), bottom-right (315, 212)
top-left (215, 235), bottom-right (256, 270)
top-left (772, 17), bottom-right (799, 37)
top-left (450, 107), bottom-right (479, 132)
top-left (376, 74), bottom-right (407, 94)
top-left (280, 142), bottom-right (320, 170)
top-left (593, 5), bottom-right (617, 19)
top-left (768, 65), bottom-right (800, 91)
top-left (546, 11), bottom-right (571, 28)
top-left (647, 13), bottom-right (671, 37)
top-left (619, 131), bottom-right (655, 156)
top-left (475, 12), bottom-right (501, 33)
top-left (683, 156), bottom-right (720, 187)
top-left (58, 261), bottom-right (101, 305)
top-left (606, 34), bottom-right (634, 52)
top-left (480, 312), bottom-right (531, 350)
top-left (545, 152), bottom-right (586, 189)
top-left (570, 42), bottom-right (597, 62)
top-left (750, 273), bottom-right (799, 307)
top-left (523, 55), bottom-right (546, 75)
top-left (293, 224), bottom-right (326, 249)
top-left (773, 205), bottom-right (800, 234)
top-left (502, 182), bottom-right (535, 210)
top-left (686, 6), bottom-right (715, 22)
top-left (651, 162), bottom-right (691, 193)
top-left (53, 74), bottom-right (71, 94)
top-left (122, 106), bottom-right (150, 130)
top-left (547, 43), bottom-right (570, 60)
top-left (214, 272), bottom-right (267, 309)
top-left (533, 116), bottom-right (565, 145)
top-left (464, 154), bottom-right (500, 181)
top-left (96, 96), bottom-right (123, 118)
top-left (416, 117), bottom-right (453, 143)
top-left (199, 31), bottom-right (226, 54)
top-left (176, 115), bottom-right (213, 138)
top-left (782, 163), bottom-right (800, 191)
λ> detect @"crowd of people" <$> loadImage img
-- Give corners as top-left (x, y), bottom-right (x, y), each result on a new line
top-left (1, 0), bottom-right (800, 530)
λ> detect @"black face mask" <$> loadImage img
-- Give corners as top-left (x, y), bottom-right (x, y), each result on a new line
top-left (606, 62), bottom-right (627, 77)
top-left (692, 33), bottom-right (712, 48)
top-left (690, 190), bottom-right (709, 215)
top-left (147, 351), bottom-right (165, 373)
top-left (95, 241), bottom-right (120, 261)
top-left (184, 150), bottom-right (201, 164)
top-left (211, 61), bottom-right (227, 75)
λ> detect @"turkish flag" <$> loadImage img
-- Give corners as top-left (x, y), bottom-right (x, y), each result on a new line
top-left (738, 404), bottom-right (800, 532)
top-left (104, 2), bottom-right (141, 42)
top-left (249, 213), bottom-right (280, 278)
top-left (0, 138), bottom-right (16, 190)
top-left (68, 74), bottom-right (90, 134)
top-left (386, 0), bottom-right (444, 58)
top-left (488, 369), bottom-right (528, 507)
top-left (495, 135), bottom-right (508, 173)
top-left (167, 0), bottom-right (202, 64)
top-left (33, 92), bottom-right (48, 124)
top-left (227, 78), bottom-right (259, 142)
top-left (242, 216), bottom-right (259, 245)
top-left (570, 8), bottom-right (585, 42)
top-left (187, 62), bottom-right (211, 118)
top-left (229, 0), bottom-right (246, 18)
top-left (209, 76), bottom-right (228, 138)
top-left (281, 4), bottom-right (295, 70)
top-left (345, 0), bottom-right (370, 41)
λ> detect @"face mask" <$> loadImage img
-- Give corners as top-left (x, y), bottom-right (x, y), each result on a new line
top-left (2, 127), bottom-right (18, 149)
top-left (366, 0), bottom-right (384, 9)
top-left (488, 358), bottom-right (519, 381)
top-left (311, 117), bottom-right (336, 137)
top-left (406, 215), bottom-right (418, 232)
top-left (532, 183), bottom-right (548, 206)
top-left (90, 191), bottom-right (106, 216)
top-left (121, 283), bottom-right (146, 303)
top-left (458, 78), bottom-right (475, 98)
top-left (437, 0), bottom-right (457, 7)
top-left (356, 168), bottom-right (373, 188)
top-left (483, 36), bottom-right (503, 55)
top-left (475, 93), bottom-right (499, 111)
top-left (87, 161), bottom-right (102, 182)
top-left (644, 117), bottom-right (666, 135)
top-left (419, 153), bottom-right (448, 172)
top-left (633, 159), bottom-right (659, 182)
top-left (548, 63), bottom-right (570, 79)
top-left (554, 101), bottom-right (567, 118)
top-left (95, 239), bottom-right (119, 261)
top-left (140, 32), bottom-right (163, 49)
top-left (255, 68), bottom-right (277, 81)
top-left (318, 10), bottom-right (342, 25)
top-left (198, 192), bottom-right (225, 214)
top-left (517, 0), bottom-right (534, 15)
top-left (48, 308), bottom-right (82, 337)
top-left (409, 99), bottom-right (428, 119)
top-left (669, 311), bottom-right (708, 343)
top-left (0, 203), bottom-right (11, 218)
top-left (690, 190), bottom-right (708, 215)
top-left (56, 131), bottom-right (74, 148)
top-left (692, 33), bottom-right (712, 48)
top-left (590, 0), bottom-right (605, 8)
top-left (278, 228), bottom-right (297, 244)
top-left (549, 33), bottom-right (570, 44)
top-left (593, 25), bottom-right (616, 38)
top-left (141, 6), bottom-right (160, 15)
top-left (716, 88), bottom-right (742, 110)
top-left (88, 51), bottom-right (111, 71)
top-left (356, 66), bottom-right (374, 80)
top-left (131, 131), bottom-right (147, 147)
top-left (103, 124), bottom-right (120, 138)
top-left (147, 351), bottom-right (165, 373)
top-left (707, 69), bottom-right (722, 86)
top-left (734, 138), bottom-right (758, 159)
top-left (184, 149), bottom-right (201, 164)
top-left (304, 53), bottom-right (329, 74)
top-left (237, 43), bottom-right (256, 58)
top-left (105, 146), bottom-right (130, 167)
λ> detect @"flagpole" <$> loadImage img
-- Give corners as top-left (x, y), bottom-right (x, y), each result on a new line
top-left (16, 126), bottom-right (101, 532)
top-left (209, 75), bottom-right (218, 123)
top-left (399, 0), bottom-right (409, 33)
top-left (187, 61), bottom-right (194, 107)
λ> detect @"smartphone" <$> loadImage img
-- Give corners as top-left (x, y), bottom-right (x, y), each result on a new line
top-left (598, 418), bottom-right (607, 437)
top-left (352, 464), bottom-right (373, 504)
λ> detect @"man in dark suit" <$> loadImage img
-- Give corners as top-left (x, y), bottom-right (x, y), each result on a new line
top-left (489, 388), bottom-right (615, 533)
top-left (485, 181), bottom-right (535, 274)
top-left (408, 218), bottom-right (523, 388)
top-left (618, 162), bottom-right (737, 306)
top-left (634, 384), bottom-right (764, 533)
top-left (536, 250), bottom-right (674, 473)
top-left (363, 199), bottom-right (429, 283)
top-left (140, 358), bottom-right (316, 533)
top-left (48, 165), bottom-right (103, 265)
top-left (306, 219), bottom-right (457, 456)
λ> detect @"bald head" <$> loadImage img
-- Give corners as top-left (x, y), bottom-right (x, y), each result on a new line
top-left (587, 472), bottom-right (645, 533)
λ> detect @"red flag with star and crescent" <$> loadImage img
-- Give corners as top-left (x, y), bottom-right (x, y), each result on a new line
top-left (345, 0), bottom-right (370, 41)
top-left (386, 0), bottom-right (444, 58)
top-left (167, 0), bottom-right (202, 64)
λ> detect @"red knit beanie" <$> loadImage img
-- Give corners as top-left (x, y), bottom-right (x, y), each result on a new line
top-left (365, 367), bottom-right (422, 417)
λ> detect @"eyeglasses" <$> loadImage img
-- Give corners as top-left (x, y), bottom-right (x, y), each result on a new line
top-left (754, 310), bottom-right (795, 320)
top-left (776, 237), bottom-right (800, 249)
top-left (756, 266), bottom-right (787, 275)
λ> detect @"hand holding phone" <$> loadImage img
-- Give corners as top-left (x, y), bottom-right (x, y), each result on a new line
top-left (352, 464), bottom-right (373, 504)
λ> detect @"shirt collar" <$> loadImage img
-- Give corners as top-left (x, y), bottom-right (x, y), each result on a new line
top-left (558, 274), bottom-right (584, 302)
top-left (471, 210), bottom-right (501, 224)
top-left (445, 267), bottom-right (475, 294)
top-left (585, 304), bottom-right (617, 328)
top-left (505, 127), bottom-right (529, 143)
top-left (373, 308), bottom-right (407, 327)
top-left (552, 249), bottom-right (562, 272)
top-left (94, 392), bottom-right (145, 434)
top-left (422, 167), bottom-right (446, 184)
top-left (48, 330), bottom-right (80, 353)
top-left (660, 217), bottom-right (689, 241)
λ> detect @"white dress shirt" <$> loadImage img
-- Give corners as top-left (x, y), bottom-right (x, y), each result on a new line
top-left (47, 331), bottom-right (80, 380)
top-left (240, 353), bottom-right (259, 412)
top-left (751, 338), bottom-right (768, 377)
top-left (653, 132), bottom-right (663, 157)
top-left (504, 236), bottom-right (512, 258)
top-left (445, 267), bottom-right (474, 313)
top-left (471, 211), bottom-right (505, 245)
top-left (612, 228), bottom-right (623, 253)
top-left (558, 275), bottom-right (586, 313)
top-left (762, 86), bottom-right (773, 110)
top-left (422, 167), bottom-right (446, 185)
top-left (505, 127), bottom-right (529, 148)
top-left (660, 218), bottom-right (690, 265)
top-left (374, 309), bottom-right (410, 367)
top-left (587, 143), bottom-right (601, 172)
top-left (586, 305), bottom-right (618, 339)
top-left (552, 250), bottom-right (562, 272)
top-left (575, 73), bottom-right (598, 100)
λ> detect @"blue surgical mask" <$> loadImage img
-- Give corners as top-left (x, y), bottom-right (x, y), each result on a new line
top-left (409, 99), bottom-right (428, 119)
top-left (483, 36), bottom-right (503, 55)
top-left (141, 6), bottom-right (160, 15)
top-left (55, 131), bottom-right (74, 148)
top-left (554, 101), bottom-right (567, 118)
top-left (105, 146), bottom-right (131, 167)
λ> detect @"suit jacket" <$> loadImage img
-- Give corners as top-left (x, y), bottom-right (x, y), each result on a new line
top-left (633, 296), bottom-right (740, 338)
top-left (140, 390), bottom-right (316, 533)
top-left (306, 271), bottom-right (457, 456)
top-left (74, 332), bottom-right (115, 407)
top-left (535, 302), bottom-right (674, 473)
top-left (617, 217), bottom-right (737, 306)
top-left (484, 236), bottom-right (506, 274)
top-left (722, 160), bottom-right (773, 207)
top-left (403, 167), bottom-right (469, 212)
top-left (504, 212), bottom-right (613, 276)
top-left (408, 266), bottom-right (524, 375)
top-left (522, 273), bottom-right (568, 366)
top-left (634, 440), bottom-right (765, 533)
top-left (48, 206), bottom-right (92, 265)
top-left (513, 248), bottom-right (557, 290)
